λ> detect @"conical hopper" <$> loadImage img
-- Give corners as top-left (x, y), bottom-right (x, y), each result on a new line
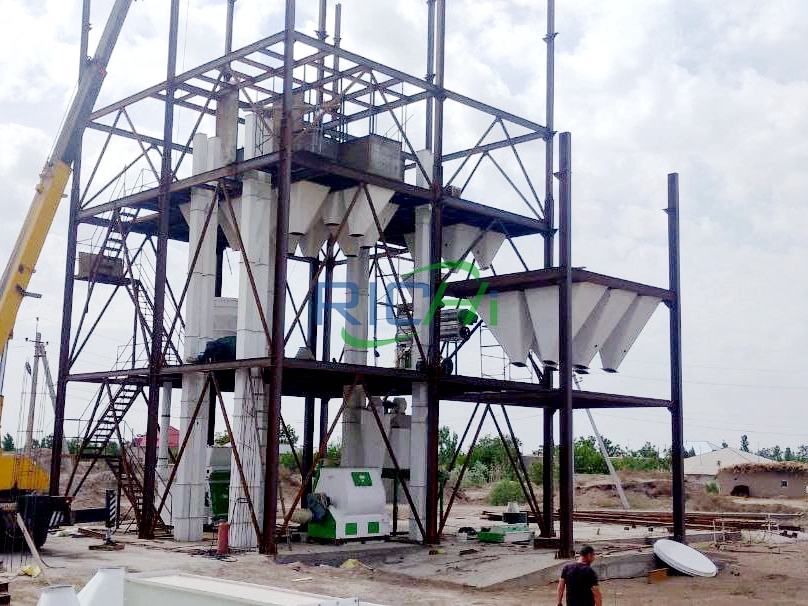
top-left (524, 282), bottom-right (606, 367)
top-left (477, 291), bottom-right (532, 366)
top-left (572, 289), bottom-right (636, 370)
top-left (472, 230), bottom-right (506, 270)
top-left (599, 295), bottom-right (661, 372)
top-left (442, 224), bottom-right (481, 262)
top-left (288, 181), bottom-right (330, 235)
top-left (361, 202), bottom-right (398, 248)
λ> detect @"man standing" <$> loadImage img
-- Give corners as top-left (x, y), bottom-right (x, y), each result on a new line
top-left (557, 545), bottom-right (602, 606)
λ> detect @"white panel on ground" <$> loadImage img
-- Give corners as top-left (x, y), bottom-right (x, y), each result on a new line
top-left (524, 285), bottom-right (559, 366)
top-left (78, 568), bottom-right (125, 606)
top-left (476, 290), bottom-right (532, 366)
top-left (599, 295), bottom-right (662, 372)
top-left (442, 224), bottom-right (481, 262)
top-left (471, 230), bottom-right (506, 270)
top-left (572, 289), bottom-right (636, 369)
top-left (37, 586), bottom-right (80, 606)
top-left (125, 572), bottom-right (387, 606)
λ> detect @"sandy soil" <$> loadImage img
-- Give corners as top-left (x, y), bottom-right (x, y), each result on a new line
top-left (8, 532), bottom-right (808, 605)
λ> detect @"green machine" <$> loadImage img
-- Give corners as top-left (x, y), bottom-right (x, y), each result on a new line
top-left (306, 468), bottom-right (391, 542)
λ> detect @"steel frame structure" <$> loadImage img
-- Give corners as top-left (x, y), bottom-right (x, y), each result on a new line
top-left (50, 0), bottom-right (685, 558)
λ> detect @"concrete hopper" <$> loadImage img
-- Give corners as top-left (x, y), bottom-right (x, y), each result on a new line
top-left (288, 181), bottom-right (330, 236)
top-left (599, 295), bottom-right (661, 372)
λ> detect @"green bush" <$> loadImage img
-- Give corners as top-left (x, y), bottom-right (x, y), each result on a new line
top-left (488, 479), bottom-right (524, 506)
top-left (280, 452), bottom-right (298, 471)
top-left (706, 482), bottom-right (719, 495)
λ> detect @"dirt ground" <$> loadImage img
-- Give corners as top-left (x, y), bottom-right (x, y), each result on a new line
top-left (8, 531), bottom-right (808, 605)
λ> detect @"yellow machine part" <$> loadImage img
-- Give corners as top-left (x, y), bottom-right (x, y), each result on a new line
top-left (0, 453), bottom-right (49, 493)
top-left (0, 160), bottom-right (72, 361)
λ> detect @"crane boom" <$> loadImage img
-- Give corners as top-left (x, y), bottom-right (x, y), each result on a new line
top-left (0, 0), bottom-right (133, 364)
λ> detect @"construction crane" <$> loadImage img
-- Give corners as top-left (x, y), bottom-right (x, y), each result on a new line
top-left (0, 0), bottom-right (133, 549)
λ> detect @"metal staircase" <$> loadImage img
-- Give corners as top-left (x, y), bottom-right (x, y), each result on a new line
top-left (65, 382), bottom-right (142, 496)
top-left (104, 446), bottom-right (171, 535)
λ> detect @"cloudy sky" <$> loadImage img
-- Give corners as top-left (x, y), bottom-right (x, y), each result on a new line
top-left (1, 0), bottom-right (807, 458)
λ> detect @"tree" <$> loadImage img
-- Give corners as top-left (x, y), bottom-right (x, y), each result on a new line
top-left (40, 435), bottom-right (54, 449)
top-left (280, 426), bottom-right (298, 447)
top-left (438, 426), bottom-right (458, 470)
top-left (574, 437), bottom-right (608, 474)
top-left (784, 447), bottom-right (794, 461)
top-left (685, 447), bottom-right (697, 458)
top-left (740, 435), bottom-right (750, 453)
top-left (797, 445), bottom-right (808, 462)
top-left (2, 434), bottom-right (14, 452)
top-left (721, 441), bottom-right (728, 448)
top-left (214, 432), bottom-right (231, 446)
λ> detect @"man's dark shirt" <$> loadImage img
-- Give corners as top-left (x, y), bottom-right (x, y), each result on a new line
top-left (561, 561), bottom-right (598, 606)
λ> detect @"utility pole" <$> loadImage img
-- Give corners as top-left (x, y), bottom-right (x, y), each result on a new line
top-left (25, 329), bottom-right (44, 457)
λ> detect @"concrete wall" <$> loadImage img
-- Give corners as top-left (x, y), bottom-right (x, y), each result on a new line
top-left (717, 470), bottom-right (808, 498)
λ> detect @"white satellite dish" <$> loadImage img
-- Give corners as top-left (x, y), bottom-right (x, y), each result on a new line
top-left (653, 539), bottom-right (717, 577)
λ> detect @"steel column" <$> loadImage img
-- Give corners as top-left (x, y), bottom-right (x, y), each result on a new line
top-left (423, 0), bottom-right (446, 545)
top-left (425, 0), bottom-right (436, 151)
top-left (540, 0), bottom-right (557, 538)
top-left (303, 260), bottom-right (318, 501)
top-left (262, 0), bottom-right (295, 556)
top-left (557, 132), bottom-right (574, 558)
top-left (51, 0), bottom-right (91, 497)
top-left (319, 242), bottom-right (334, 445)
top-left (667, 173), bottom-right (685, 543)
top-left (141, 0), bottom-right (181, 539)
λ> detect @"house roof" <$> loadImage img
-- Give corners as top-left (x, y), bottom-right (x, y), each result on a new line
top-left (684, 447), bottom-right (773, 476)
top-left (719, 461), bottom-right (808, 476)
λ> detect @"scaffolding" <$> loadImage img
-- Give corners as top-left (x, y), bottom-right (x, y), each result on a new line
top-left (47, 0), bottom-right (686, 559)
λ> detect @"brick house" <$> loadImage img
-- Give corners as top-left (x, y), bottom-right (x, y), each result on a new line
top-left (717, 462), bottom-right (808, 498)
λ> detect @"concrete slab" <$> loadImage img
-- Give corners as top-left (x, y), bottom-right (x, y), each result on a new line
top-left (275, 541), bottom-right (421, 567)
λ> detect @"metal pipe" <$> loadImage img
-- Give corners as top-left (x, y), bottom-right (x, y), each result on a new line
top-left (668, 173), bottom-right (685, 542)
top-left (425, 0), bottom-right (436, 151)
top-left (557, 132), bottom-right (574, 558)
top-left (263, 0), bottom-right (295, 556)
top-left (142, 0), bottom-right (181, 540)
top-left (51, 0), bottom-right (91, 496)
